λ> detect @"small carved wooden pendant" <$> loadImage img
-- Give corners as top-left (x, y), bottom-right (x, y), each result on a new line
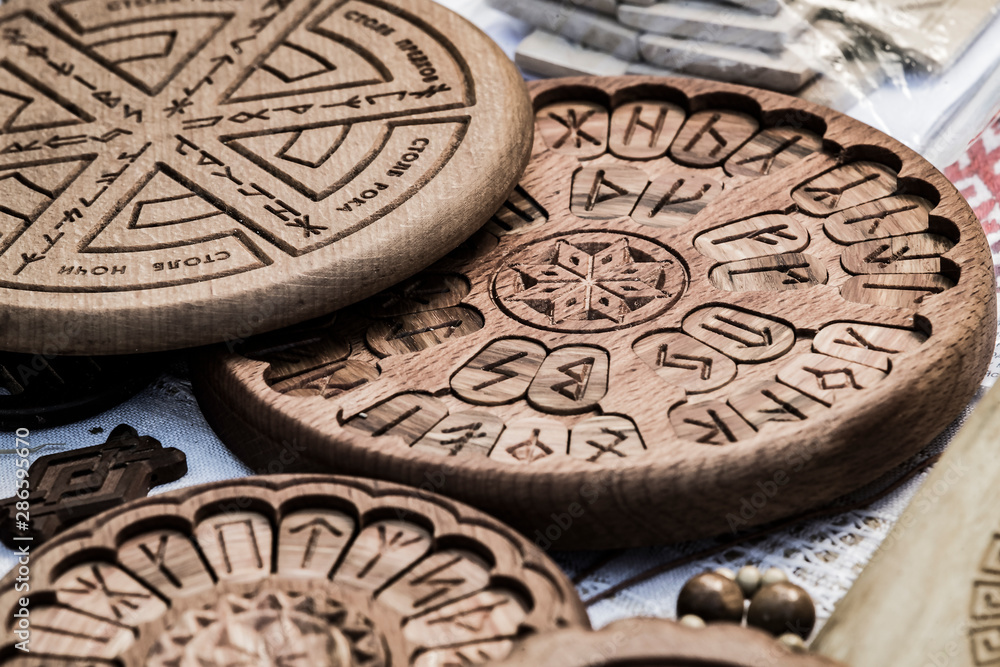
top-left (0, 476), bottom-right (588, 665)
top-left (194, 76), bottom-right (996, 549)
top-left (0, 424), bottom-right (186, 547)
top-left (0, 0), bottom-right (532, 354)
top-left (484, 618), bottom-right (843, 667)
top-left (0, 354), bottom-right (158, 429)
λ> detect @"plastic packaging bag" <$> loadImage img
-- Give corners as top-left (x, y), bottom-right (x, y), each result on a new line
top-left (462, 0), bottom-right (1000, 168)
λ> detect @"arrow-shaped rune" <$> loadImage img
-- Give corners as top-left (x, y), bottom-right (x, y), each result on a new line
top-left (656, 345), bottom-right (713, 380)
top-left (703, 315), bottom-right (773, 348)
top-left (840, 202), bottom-right (919, 229)
top-left (712, 224), bottom-right (798, 247)
top-left (648, 178), bottom-right (712, 218)
top-left (288, 517), bottom-right (345, 568)
top-left (437, 422), bottom-right (487, 456)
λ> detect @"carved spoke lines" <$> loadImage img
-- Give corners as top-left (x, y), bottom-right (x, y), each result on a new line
top-left (152, 0), bottom-right (304, 112)
top-left (167, 134), bottom-right (319, 255)
top-left (0, 143), bottom-right (155, 278)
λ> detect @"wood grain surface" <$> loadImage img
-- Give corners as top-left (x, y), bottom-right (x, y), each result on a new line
top-left (0, 0), bottom-right (531, 354)
top-left (484, 617), bottom-right (842, 667)
top-left (193, 75), bottom-right (996, 549)
top-left (812, 380), bottom-right (1000, 667)
top-left (0, 475), bottom-right (588, 665)
top-left (0, 424), bottom-right (186, 546)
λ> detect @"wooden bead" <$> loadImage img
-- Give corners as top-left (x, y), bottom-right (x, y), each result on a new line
top-left (762, 567), bottom-right (790, 587)
top-left (677, 572), bottom-right (745, 624)
top-left (780, 633), bottom-right (809, 653)
top-left (748, 582), bottom-right (816, 638)
top-left (716, 567), bottom-right (737, 580)
top-left (679, 614), bottom-right (706, 629)
top-left (737, 565), bottom-right (763, 598)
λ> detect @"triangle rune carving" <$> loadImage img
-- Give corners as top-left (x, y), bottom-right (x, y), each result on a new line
top-left (82, 166), bottom-right (248, 252)
top-left (0, 63), bottom-right (93, 133)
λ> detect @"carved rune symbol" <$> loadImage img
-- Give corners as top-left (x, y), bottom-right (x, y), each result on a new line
top-left (802, 172), bottom-right (881, 209)
top-left (805, 367), bottom-right (862, 391)
top-left (285, 215), bottom-right (327, 238)
top-left (506, 428), bottom-right (554, 463)
top-left (548, 108), bottom-right (602, 149)
top-left (506, 237), bottom-right (673, 326)
top-left (657, 344), bottom-right (713, 381)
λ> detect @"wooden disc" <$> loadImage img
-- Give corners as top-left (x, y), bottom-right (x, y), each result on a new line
top-left (0, 354), bottom-right (158, 429)
top-left (0, 475), bottom-right (588, 666)
top-left (484, 618), bottom-right (842, 667)
top-left (193, 76), bottom-right (996, 549)
top-left (0, 0), bottom-right (531, 354)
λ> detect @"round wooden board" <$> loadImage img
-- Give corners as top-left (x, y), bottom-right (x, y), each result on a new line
top-left (0, 0), bottom-right (530, 354)
top-left (0, 475), bottom-right (589, 666)
top-left (0, 352), bottom-right (158, 429)
top-left (193, 76), bottom-right (997, 549)
top-left (483, 618), bottom-right (842, 667)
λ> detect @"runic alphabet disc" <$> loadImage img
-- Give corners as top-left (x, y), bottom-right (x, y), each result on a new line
top-left (484, 618), bottom-right (843, 667)
top-left (194, 77), bottom-right (996, 548)
top-left (0, 475), bottom-right (588, 666)
top-left (0, 0), bottom-right (531, 354)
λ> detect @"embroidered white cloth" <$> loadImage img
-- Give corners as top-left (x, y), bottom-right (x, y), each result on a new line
top-left (1, 0), bottom-right (999, 638)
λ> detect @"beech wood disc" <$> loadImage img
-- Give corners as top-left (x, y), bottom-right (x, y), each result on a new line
top-left (0, 0), bottom-right (531, 354)
top-left (194, 76), bottom-right (996, 549)
top-left (483, 618), bottom-right (842, 667)
top-left (0, 475), bottom-right (588, 666)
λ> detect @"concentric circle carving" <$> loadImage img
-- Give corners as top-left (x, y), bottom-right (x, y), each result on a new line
top-left (0, 476), bottom-right (588, 666)
top-left (194, 76), bottom-right (996, 548)
top-left (0, 0), bottom-right (531, 353)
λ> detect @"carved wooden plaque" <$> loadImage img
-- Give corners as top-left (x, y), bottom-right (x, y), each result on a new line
top-left (0, 0), bottom-right (531, 354)
top-left (194, 76), bottom-right (996, 548)
top-left (485, 618), bottom-right (842, 667)
top-left (0, 475), bottom-right (588, 665)
top-left (0, 424), bottom-right (187, 546)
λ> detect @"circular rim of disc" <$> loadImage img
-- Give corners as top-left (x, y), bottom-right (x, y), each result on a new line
top-left (193, 75), bottom-right (997, 549)
top-left (0, 0), bottom-right (532, 354)
top-left (0, 474), bottom-right (590, 664)
top-left (0, 353), bottom-right (160, 429)
top-left (488, 618), bottom-right (842, 666)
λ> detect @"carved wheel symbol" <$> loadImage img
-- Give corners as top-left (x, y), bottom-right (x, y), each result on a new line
top-left (147, 589), bottom-right (386, 667)
top-left (493, 233), bottom-right (687, 332)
